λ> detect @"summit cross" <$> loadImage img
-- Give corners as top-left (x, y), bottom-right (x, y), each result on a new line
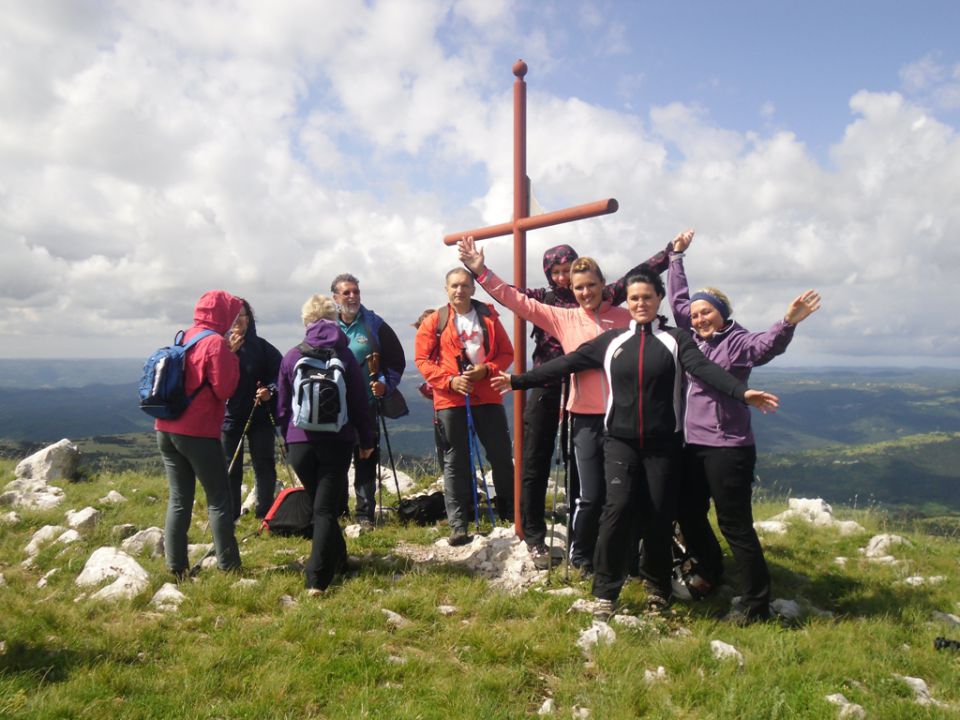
top-left (442, 59), bottom-right (619, 538)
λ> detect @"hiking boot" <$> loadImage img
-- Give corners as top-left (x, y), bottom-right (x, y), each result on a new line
top-left (359, 517), bottom-right (375, 530)
top-left (306, 588), bottom-right (324, 598)
top-left (644, 593), bottom-right (672, 615)
top-left (448, 528), bottom-right (472, 546)
top-left (582, 597), bottom-right (616, 620)
top-left (527, 542), bottom-right (553, 570)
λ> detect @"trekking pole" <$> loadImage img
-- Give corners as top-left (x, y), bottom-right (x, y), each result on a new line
top-left (464, 395), bottom-right (496, 527)
top-left (547, 380), bottom-right (567, 582)
top-left (377, 401), bottom-right (404, 500)
top-left (464, 398), bottom-right (482, 532)
top-left (266, 407), bottom-right (300, 487)
top-left (563, 385), bottom-right (574, 583)
top-left (367, 352), bottom-right (387, 525)
top-left (227, 398), bottom-right (260, 475)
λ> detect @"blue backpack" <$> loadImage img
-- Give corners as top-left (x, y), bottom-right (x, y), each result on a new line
top-left (139, 330), bottom-right (216, 419)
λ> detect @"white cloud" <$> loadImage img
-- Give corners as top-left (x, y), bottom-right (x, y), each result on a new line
top-left (0, 4), bottom-right (958, 368)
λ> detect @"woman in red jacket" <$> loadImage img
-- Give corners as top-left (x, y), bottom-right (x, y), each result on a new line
top-left (155, 290), bottom-right (243, 578)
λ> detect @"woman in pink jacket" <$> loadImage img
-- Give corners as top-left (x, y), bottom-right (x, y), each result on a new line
top-left (460, 236), bottom-right (659, 573)
top-left (155, 290), bottom-right (243, 578)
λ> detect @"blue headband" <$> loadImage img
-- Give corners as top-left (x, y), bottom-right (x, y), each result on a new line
top-left (690, 291), bottom-right (730, 322)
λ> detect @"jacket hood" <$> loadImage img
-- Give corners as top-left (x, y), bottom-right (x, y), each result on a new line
top-left (303, 318), bottom-right (347, 350)
top-left (193, 290), bottom-right (242, 335)
top-left (542, 244), bottom-right (579, 288)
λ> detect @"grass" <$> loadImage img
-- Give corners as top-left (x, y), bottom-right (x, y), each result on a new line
top-left (1, 457), bottom-right (959, 719)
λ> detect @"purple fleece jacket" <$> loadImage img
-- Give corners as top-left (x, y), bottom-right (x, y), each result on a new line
top-left (275, 319), bottom-right (375, 448)
top-left (668, 252), bottom-right (796, 447)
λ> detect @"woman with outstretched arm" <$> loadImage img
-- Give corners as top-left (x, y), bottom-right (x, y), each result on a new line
top-left (668, 230), bottom-right (820, 622)
top-left (460, 235), bottom-right (674, 574)
top-left (491, 266), bottom-right (778, 616)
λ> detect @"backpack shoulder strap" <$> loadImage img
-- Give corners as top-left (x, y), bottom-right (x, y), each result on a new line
top-left (470, 300), bottom-right (492, 355)
top-left (543, 290), bottom-right (557, 306)
top-left (430, 306), bottom-right (450, 363)
top-left (181, 329), bottom-right (216, 351)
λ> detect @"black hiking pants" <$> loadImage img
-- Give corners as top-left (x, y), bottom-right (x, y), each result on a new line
top-left (520, 385), bottom-right (563, 546)
top-left (288, 439), bottom-right (353, 591)
top-left (676, 444), bottom-right (770, 617)
top-left (592, 435), bottom-right (680, 602)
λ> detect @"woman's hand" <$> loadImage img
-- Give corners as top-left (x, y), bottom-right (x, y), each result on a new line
top-left (489, 371), bottom-right (514, 395)
top-left (370, 380), bottom-right (387, 398)
top-left (672, 228), bottom-right (695, 253)
top-left (227, 330), bottom-right (245, 353)
top-left (745, 390), bottom-right (779, 414)
top-left (784, 290), bottom-right (821, 325)
top-left (458, 236), bottom-right (486, 275)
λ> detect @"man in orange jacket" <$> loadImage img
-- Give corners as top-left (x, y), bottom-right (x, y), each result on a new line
top-left (414, 268), bottom-right (515, 545)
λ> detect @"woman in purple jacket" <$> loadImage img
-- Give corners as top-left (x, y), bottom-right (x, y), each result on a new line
top-left (668, 230), bottom-right (821, 622)
top-left (276, 294), bottom-right (375, 594)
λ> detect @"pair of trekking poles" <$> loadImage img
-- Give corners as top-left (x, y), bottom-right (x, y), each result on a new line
top-left (456, 351), bottom-right (497, 532)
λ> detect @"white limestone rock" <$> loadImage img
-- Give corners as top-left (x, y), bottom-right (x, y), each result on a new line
top-left (75, 547), bottom-right (150, 602)
top-left (24, 525), bottom-right (67, 557)
top-left (37, 568), bottom-right (59, 588)
top-left (571, 704), bottom-right (591, 719)
top-left (771, 598), bottom-right (803, 622)
top-left (99, 490), bottom-right (126, 504)
top-left (754, 520), bottom-right (788, 535)
top-left (14, 439), bottom-right (80, 482)
top-left (537, 697), bottom-right (555, 715)
top-left (1, 511), bottom-right (20, 525)
top-left (151, 583), bottom-right (186, 612)
top-left (112, 524), bottom-right (138, 541)
top-left (0, 572), bottom-right (6, 586)
top-left (710, 639), bottom-right (744, 667)
top-left (382, 609), bottom-right (411, 630)
top-left (612, 614), bottom-right (645, 629)
top-left (862, 534), bottom-right (909, 558)
top-left (437, 605), bottom-right (457, 616)
top-left (65, 507), bottom-right (101, 531)
top-left (56, 529), bottom-right (81, 546)
top-left (644, 666), bottom-right (668, 684)
top-left (825, 693), bottom-right (866, 719)
top-left (766, 498), bottom-right (865, 534)
top-left (894, 674), bottom-right (947, 707)
top-left (577, 620), bottom-right (616, 657)
top-left (1, 479), bottom-right (66, 510)
top-left (232, 578), bottom-right (259, 589)
top-left (279, 594), bottom-right (298, 610)
top-left (933, 611), bottom-right (960, 627)
top-left (121, 527), bottom-right (165, 558)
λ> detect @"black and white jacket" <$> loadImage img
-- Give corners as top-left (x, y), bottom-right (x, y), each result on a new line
top-left (512, 318), bottom-right (749, 447)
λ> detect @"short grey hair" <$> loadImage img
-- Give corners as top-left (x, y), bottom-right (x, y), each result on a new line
top-left (330, 273), bottom-right (360, 293)
top-left (301, 294), bottom-right (338, 325)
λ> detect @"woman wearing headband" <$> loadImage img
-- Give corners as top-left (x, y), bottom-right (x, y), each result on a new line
top-left (668, 230), bottom-right (821, 623)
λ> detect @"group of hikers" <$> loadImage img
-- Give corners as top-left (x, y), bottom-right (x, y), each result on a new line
top-left (152, 229), bottom-right (820, 621)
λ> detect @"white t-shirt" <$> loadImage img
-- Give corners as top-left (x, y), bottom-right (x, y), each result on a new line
top-left (455, 309), bottom-right (486, 367)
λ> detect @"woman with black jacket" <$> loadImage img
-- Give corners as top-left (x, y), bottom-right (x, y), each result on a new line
top-left (492, 267), bottom-right (778, 616)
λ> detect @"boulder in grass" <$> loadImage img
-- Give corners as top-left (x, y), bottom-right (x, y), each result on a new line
top-left (24, 525), bottom-right (67, 557)
top-left (825, 693), bottom-right (865, 719)
top-left (862, 534), bottom-right (910, 558)
top-left (66, 507), bottom-right (101, 531)
top-left (710, 640), bottom-right (744, 667)
top-left (121, 527), bottom-right (165, 558)
top-left (151, 583), bottom-right (187, 612)
top-left (15, 439), bottom-right (80, 482)
top-left (99, 490), bottom-right (126, 504)
top-left (76, 547), bottom-right (150, 602)
top-left (577, 620), bottom-right (616, 657)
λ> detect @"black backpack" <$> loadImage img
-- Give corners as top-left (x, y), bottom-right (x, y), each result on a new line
top-left (397, 491), bottom-right (446, 526)
top-left (260, 487), bottom-right (313, 538)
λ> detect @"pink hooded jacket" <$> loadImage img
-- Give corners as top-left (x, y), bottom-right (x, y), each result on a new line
top-left (476, 267), bottom-right (631, 415)
top-left (155, 290), bottom-right (242, 439)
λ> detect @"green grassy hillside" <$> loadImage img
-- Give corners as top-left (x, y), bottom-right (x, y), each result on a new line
top-left (1, 458), bottom-right (959, 718)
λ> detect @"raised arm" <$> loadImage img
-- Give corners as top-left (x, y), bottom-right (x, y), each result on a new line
top-left (728, 290), bottom-right (821, 368)
top-left (666, 229), bottom-right (695, 331)
top-left (606, 230), bottom-right (692, 305)
top-left (458, 236), bottom-right (567, 338)
top-left (675, 330), bottom-right (779, 413)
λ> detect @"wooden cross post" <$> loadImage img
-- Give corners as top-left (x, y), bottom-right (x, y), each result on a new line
top-left (443, 59), bottom-right (619, 538)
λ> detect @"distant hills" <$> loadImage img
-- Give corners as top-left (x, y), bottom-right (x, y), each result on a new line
top-left (0, 360), bottom-right (957, 512)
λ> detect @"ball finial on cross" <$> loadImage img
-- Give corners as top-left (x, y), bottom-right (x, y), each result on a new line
top-left (512, 59), bottom-right (528, 78)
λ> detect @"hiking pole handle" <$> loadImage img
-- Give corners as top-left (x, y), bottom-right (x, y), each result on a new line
top-left (228, 398), bottom-right (261, 475)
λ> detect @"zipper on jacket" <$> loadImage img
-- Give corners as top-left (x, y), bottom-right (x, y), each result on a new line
top-left (637, 326), bottom-right (645, 448)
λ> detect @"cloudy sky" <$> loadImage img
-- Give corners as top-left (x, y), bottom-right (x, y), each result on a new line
top-left (2, 0), bottom-right (959, 368)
